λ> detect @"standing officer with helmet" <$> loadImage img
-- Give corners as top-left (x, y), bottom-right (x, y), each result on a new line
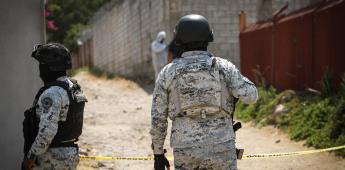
top-left (22, 43), bottom-right (87, 170)
top-left (150, 14), bottom-right (258, 170)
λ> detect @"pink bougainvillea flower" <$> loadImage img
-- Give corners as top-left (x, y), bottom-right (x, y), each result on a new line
top-left (45, 10), bottom-right (50, 17)
top-left (47, 20), bottom-right (58, 31)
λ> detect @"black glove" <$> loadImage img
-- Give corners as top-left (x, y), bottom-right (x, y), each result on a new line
top-left (154, 151), bottom-right (170, 170)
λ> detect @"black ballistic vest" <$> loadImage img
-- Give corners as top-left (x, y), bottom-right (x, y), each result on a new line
top-left (23, 79), bottom-right (87, 154)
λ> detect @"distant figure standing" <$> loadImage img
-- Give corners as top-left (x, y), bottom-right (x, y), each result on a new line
top-left (151, 31), bottom-right (168, 78)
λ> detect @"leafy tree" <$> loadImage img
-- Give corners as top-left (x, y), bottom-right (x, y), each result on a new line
top-left (46, 0), bottom-right (110, 49)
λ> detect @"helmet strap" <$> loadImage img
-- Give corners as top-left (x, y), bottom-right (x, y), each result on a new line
top-left (181, 42), bottom-right (208, 52)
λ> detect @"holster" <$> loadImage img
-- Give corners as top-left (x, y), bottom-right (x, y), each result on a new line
top-left (236, 148), bottom-right (244, 160)
top-left (233, 121), bottom-right (242, 132)
top-left (232, 97), bottom-right (244, 159)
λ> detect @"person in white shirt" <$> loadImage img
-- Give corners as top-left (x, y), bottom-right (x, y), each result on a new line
top-left (151, 31), bottom-right (168, 78)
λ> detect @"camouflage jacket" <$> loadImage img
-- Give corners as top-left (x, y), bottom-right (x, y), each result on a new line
top-left (150, 51), bottom-right (258, 154)
top-left (27, 76), bottom-right (72, 157)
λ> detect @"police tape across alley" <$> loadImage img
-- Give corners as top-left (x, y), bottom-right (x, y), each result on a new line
top-left (79, 144), bottom-right (345, 161)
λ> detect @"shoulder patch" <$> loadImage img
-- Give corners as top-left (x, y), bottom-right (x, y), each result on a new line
top-left (41, 97), bottom-right (53, 110)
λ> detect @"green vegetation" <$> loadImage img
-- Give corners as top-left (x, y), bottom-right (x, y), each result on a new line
top-left (320, 68), bottom-right (333, 97)
top-left (46, 0), bottom-right (110, 49)
top-left (71, 67), bottom-right (118, 79)
top-left (235, 73), bottom-right (345, 157)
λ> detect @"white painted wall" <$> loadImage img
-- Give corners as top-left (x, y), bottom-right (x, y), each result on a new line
top-left (0, 0), bottom-right (44, 168)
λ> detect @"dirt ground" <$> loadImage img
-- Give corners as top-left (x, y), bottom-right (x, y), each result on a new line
top-left (75, 72), bottom-right (345, 170)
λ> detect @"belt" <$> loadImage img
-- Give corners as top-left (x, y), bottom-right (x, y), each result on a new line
top-left (50, 138), bottom-right (78, 148)
top-left (175, 109), bottom-right (231, 120)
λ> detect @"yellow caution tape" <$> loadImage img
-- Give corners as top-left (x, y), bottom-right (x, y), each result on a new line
top-left (80, 156), bottom-right (155, 161)
top-left (241, 144), bottom-right (345, 159)
top-left (80, 144), bottom-right (345, 161)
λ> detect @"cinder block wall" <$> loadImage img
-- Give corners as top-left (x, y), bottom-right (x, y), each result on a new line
top-left (91, 0), bottom-right (319, 77)
top-left (92, 0), bottom-right (170, 77)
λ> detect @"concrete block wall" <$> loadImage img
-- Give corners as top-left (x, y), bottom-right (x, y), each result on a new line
top-left (168, 0), bottom-right (243, 67)
top-left (91, 0), bottom-right (319, 77)
top-left (92, 0), bottom-right (170, 77)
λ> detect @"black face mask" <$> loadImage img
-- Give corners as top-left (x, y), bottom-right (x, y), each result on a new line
top-left (39, 64), bottom-right (66, 85)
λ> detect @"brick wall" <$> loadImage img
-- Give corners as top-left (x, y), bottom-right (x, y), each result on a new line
top-left (90, 0), bottom-right (319, 77)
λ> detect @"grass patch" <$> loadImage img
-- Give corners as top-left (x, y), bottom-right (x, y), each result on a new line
top-left (70, 67), bottom-right (90, 76)
top-left (235, 84), bottom-right (345, 157)
top-left (71, 67), bottom-right (119, 79)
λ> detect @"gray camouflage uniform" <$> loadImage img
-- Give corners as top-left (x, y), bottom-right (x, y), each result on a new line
top-left (27, 76), bottom-right (79, 170)
top-left (150, 51), bottom-right (258, 170)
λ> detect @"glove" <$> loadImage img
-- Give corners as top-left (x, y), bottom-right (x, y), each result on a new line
top-left (22, 159), bottom-right (34, 170)
top-left (154, 150), bottom-right (170, 170)
top-left (236, 148), bottom-right (244, 160)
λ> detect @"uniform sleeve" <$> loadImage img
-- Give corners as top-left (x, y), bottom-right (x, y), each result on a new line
top-left (150, 68), bottom-right (169, 154)
top-left (218, 58), bottom-right (258, 104)
top-left (27, 90), bottom-right (63, 156)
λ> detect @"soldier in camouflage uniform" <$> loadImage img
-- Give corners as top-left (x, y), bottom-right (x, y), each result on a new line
top-left (22, 43), bottom-right (87, 170)
top-left (150, 15), bottom-right (258, 170)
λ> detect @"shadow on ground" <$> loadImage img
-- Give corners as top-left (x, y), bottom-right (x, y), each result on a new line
top-left (126, 76), bottom-right (155, 94)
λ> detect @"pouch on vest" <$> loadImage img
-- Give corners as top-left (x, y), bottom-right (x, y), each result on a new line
top-left (51, 79), bottom-right (87, 144)
top-left (175, 57), bottom-right (222, 118)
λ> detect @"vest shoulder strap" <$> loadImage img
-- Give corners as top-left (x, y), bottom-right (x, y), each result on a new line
top-left (34, 81), bottom-right (71, 101)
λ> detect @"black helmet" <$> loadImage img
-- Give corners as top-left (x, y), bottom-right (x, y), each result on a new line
top-left (31, 43), bottom-right (72, 71)
top-left (175, 14), bottom-right (213, 45)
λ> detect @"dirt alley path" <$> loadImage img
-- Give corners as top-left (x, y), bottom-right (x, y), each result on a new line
top-left (75, 72), bottom-right (345, 170)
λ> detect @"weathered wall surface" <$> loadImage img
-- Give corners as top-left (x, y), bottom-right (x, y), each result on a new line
top-left (90, 0), bottom-right (319, 77)
top-left (240, 0), bottom-right (343, 91)
top-left (0, 0), bottom-right (44, 168)
top-left (91, 0), bottom-right (170, 77)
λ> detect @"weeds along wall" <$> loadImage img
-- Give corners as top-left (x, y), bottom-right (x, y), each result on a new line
top-left (88, 0), bottom-right (319, 78)
top-left (235, 84), bottom-right (345, 156)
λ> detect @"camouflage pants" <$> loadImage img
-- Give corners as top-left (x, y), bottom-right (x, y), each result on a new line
top-left (33, 147), bottom-right (79, 170)
top-left (173, 141), bottom-right (237, 170)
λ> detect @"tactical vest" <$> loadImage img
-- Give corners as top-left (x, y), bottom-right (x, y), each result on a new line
top-left (170, 56), bottom-right (232, 119)
top-left (23, 79), bottom-right (87, 153)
